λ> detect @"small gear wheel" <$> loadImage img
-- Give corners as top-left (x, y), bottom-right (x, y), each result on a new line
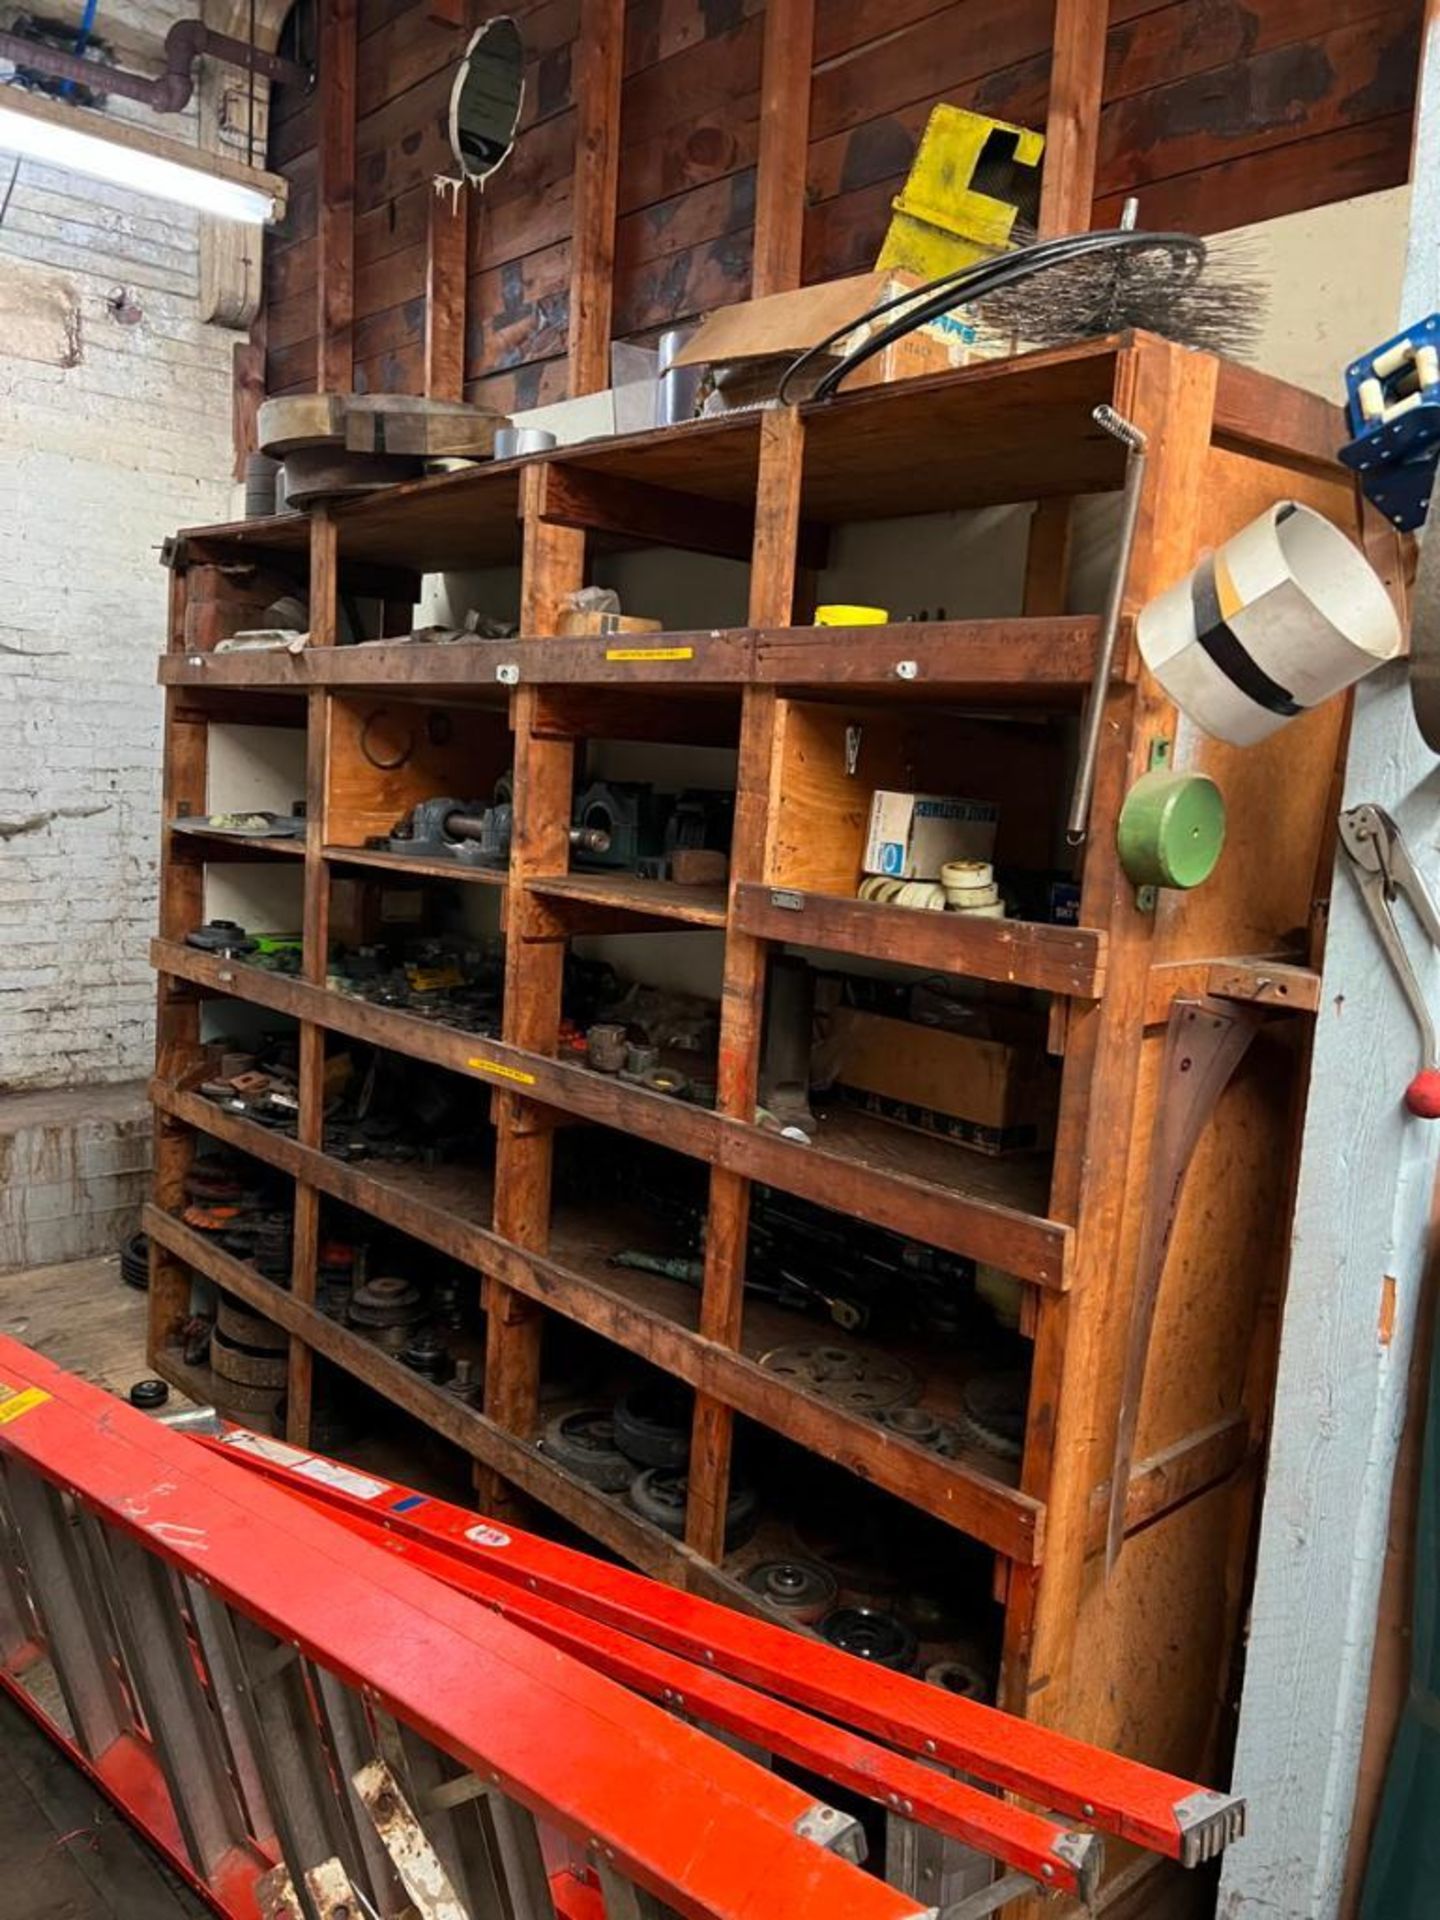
top-left (959, 1370), bottom-right (1027, 1461)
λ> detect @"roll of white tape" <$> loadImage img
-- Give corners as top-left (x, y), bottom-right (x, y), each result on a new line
top-left (940, 859), bottom-right (994, 890)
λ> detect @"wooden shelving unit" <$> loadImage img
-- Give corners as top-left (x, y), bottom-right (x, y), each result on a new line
top-left (148, 335), bottom-right (1387, 1875)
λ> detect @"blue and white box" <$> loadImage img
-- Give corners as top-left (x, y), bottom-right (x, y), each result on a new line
top-left (862, 790), bottom-right (999, 880)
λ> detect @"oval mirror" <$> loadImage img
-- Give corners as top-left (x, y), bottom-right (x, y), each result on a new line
top-left (448, 16), bottom-right (525, 186)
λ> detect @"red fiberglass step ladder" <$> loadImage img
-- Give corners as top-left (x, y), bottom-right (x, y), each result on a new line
top-left (0, 1336), bottom-right (1244, 1920)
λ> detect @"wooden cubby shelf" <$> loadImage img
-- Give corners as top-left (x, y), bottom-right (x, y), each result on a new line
top-left (731, 883), bottom-right (1108, 997)
top-left (151, 935), bottom-right (1065, 1281)
top-left (160, 617), bottom-right (1110, 701)
top-left (526, 872), bottom-right (730, 929)
top-left (323, 844), bottom-right (508, 888)
top-left (150, 335), bottom-right (1388, 1823)
top-left (170, 825), bottom-right (306, 860)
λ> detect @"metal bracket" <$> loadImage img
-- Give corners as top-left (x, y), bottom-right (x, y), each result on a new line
top-left (1106, 994), bottom-right (1264, 1573)
top-left (496, 662), bottom-right (520, 685)
top-left (770, 888), bottom-right (804, 912)
top-left (844, 725), bottom-right (862, 776)
top-left (1133, 738), bottom-right (1172, 914)
top-left (795, 1800), bottom-right (867, 1864)
top-left (1172, 1788), bottom-right (1247, 1868)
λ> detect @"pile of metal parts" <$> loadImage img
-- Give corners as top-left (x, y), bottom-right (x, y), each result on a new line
top-left (572, 977), bottom-right (721, 1106)
top-left (198, 1036), bottom-right (301, 1132)
top-left (535, 1359), bottom-right (1019, 1687)
top-left (0, 1339), bottom-right (1247, 1920)
top-left (186, 918), bottom-right (303, 975)
top-left (171, 805), bottom-right (306, 841)
top-left (204, 1291), bottom-right (290, 1431)
top-left (539, 1383), bottom-right (760, 1553)
top-left (329, 935), bottom-right (504, 1034)
top-left (321, 1046), bottom-right (496, 1168)
top-left (176, 1152), bottom-right (295, 1283)
top-left (303, 1226), bottom-right (482, 1395)
top-left (757, 1344), bottom-right (1026, 1468)
top-left (570, 1134), bottom-right (1023, 1348)
top-left (374, 775), bottom-right (732, 884)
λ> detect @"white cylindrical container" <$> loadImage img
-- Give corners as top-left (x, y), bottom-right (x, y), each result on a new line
top-left (1137, 501), bottom-right (1402, 746)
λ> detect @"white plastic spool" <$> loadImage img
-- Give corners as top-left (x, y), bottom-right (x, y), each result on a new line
top-left (1137, 501), bottom-right (1402, 747)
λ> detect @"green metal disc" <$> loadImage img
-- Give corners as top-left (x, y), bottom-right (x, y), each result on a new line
top-left (1116, 769), bottom-right (1226, 890)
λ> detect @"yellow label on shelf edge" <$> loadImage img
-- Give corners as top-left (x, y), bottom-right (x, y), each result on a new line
top-left (467, 1058), bottom-right (537, 1086)
top-left (0, 1385), bottom-right (51, 1424)
top-left (604, 646), bottom-right (694, 662)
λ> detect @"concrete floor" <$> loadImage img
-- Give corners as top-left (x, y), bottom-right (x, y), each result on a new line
top-left (0, 1253), bottom-right (205, 1918)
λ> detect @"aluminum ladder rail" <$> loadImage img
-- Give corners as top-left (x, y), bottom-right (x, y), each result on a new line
top-left (0, 1336), bottom-right (937, 1920)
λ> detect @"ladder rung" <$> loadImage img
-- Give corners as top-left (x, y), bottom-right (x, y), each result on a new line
top-left (95, 1521), bottom-right (251, 1878)
top-left (2, 1465), bottom-right (126, 1760)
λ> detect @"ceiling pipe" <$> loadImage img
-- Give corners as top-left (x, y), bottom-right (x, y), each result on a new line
top-left (0, 18), bottom-right (309, 116)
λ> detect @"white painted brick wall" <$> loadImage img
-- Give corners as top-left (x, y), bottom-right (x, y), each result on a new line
top-left (0, 0), bottom-right (236, 1091)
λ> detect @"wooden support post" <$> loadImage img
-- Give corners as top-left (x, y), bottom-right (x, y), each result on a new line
top-left (751, 0), bottom-right (815, 298)
top-left (150, 679), bottom-right (208, 1364)
top-left (1005, 342), bottom-right (1218, 1724)
top-left (1037, 0), bottom-right (1107, 236)
top-left (1023, 498), bottom-right (1073, 617)
top-left (286, 514), bottom-right (340, 1445)
top-left (309, 509), bottom-right (340, 650)
top-left (316, 0), bottom-right (357, 391)
top-left (686, 409), bottom-right (805, 1561)
top-left (566, 0), bottom-right (623, 396)
top-left (424, 189), bottom-right (468, 402)
top-left (480, 467), bottom-right (587, 1509)
top-left (233, 337), bottom-right (265, 482)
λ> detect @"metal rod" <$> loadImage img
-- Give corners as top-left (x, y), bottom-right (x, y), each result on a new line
top-left (1066, 404), bottom-right (1149, 844)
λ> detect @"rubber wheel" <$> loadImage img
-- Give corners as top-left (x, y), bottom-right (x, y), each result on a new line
top-left (129, 1378), bottom-right (169, 1410)
top-left (628, 1468), bottom-right (759, 1550)
top-left (119, 1231), bottom-right (150, 1291)
top-left (539, 1408), bottom-right (633, 1492)
top-left (613, 1382), bottom-right (692, 1468)
top-left (819, 1606), bottom-right (918, 1673)
top-left (743, 1558), bottom-right (838, 1624)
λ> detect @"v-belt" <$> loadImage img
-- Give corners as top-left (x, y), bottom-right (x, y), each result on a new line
top-left (204, 1425), bottom-right (1246, 1874)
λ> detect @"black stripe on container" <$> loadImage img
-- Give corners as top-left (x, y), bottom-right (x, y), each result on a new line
top-left (1191, 556), bottom-right (1303, 718)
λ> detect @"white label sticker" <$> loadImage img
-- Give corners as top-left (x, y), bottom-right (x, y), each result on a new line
top-left (223, 1429), bottom-right (386, 1501)
top-left (465, 1524), bottom-right (512, 1549)
top-left (223, 1431), bottom-right (311, 1469)
top-left (294, 1457), bottom-right (387, 1501)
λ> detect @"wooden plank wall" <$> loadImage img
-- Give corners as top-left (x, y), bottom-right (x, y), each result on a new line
top-left (259, 0), bottom-right (1422, 406)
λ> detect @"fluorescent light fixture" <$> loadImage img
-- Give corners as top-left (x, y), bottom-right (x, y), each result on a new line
top-left (0, 89), bottom-right (286, 224)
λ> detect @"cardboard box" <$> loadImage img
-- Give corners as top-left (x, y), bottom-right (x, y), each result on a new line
top-left (863, 791), bottom-right (998, 879)
top-left (830, 1007), bottom-right (1057, 1155)
top-left (555, 610), bottom-right (663, 636)
top-left (672, 270), bottom-right (1014, 408)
